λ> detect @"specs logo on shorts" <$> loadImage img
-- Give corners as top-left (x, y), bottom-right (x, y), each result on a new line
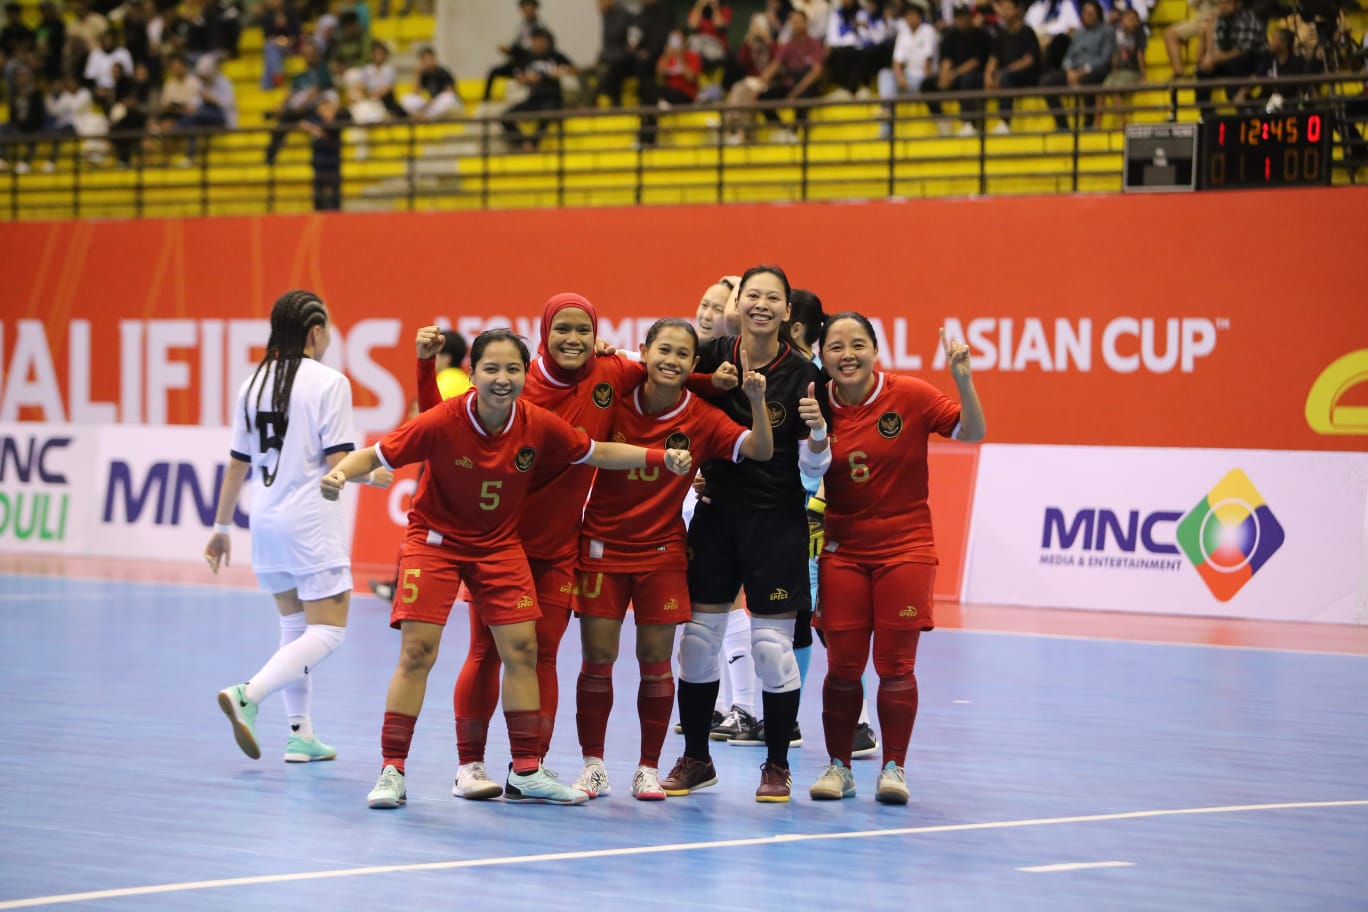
top-left (593, 383), bottom-right (615, 409)
top-left (559, 581), bottom-right (574, 594)
top-left (514, 447), bottom-right (537, 472)
top-left (665, 431), bottom-right (691, 451)
top-left (766, 401), bottom-right (786, 428)
top-left (878, 412), bottom-right (904, 439)
top-left (453, 456), bottom-right (473, 468)
top-left (517, 595), bottom-right (535, 610)
top-left (1175, 469), bottom-right (1285, 602)
top-left (899, 606), bottom-right (918, 618)
top-left (663, 597), bottom-right (680, 612)
top-left (768, 587), bottom-right (789, 601)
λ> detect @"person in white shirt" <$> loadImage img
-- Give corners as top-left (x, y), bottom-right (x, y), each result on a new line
top-left (83, 31), bottom-right (134, 92)
top-left (876, 0), bottom-right (939, 138)
top-left (1026, 0), bottom-right (1083, 70)
top-left (207, 290), bottom-right (392, 765)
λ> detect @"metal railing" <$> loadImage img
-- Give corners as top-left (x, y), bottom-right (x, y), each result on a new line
top-left (2, 73), bottom-right (1364, 220)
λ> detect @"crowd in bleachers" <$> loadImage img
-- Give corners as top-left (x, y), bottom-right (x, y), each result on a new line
top-left (1, 0), bottom-right (1363, 177)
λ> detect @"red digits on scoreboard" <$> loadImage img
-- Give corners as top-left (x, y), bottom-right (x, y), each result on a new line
top-left (1307, 115), bottom-right (1321, 143)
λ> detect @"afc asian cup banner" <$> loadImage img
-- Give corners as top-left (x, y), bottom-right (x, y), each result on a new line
top-left (963, 445), bottom-right (1368, 624)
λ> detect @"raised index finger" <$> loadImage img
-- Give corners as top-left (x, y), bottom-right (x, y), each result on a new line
top-left (740, 347), bottom-right (750, 375)
top-left (940, 326), bottom-right (951, 357)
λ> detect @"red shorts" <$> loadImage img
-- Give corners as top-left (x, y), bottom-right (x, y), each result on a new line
top-left (816, 554), bottom-right (936, 633)
top-left (390, 540), bottom-right (540, 630)
top-left (574, 567), bottom-right (693, 625)
top-left (530, 555), bottom-right (577, 613)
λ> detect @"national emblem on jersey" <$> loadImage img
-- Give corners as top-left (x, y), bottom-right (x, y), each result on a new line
top-left (515, 447), bottom-right (537, 472)
top-left (878, 411), bottom-right (904, 439)
top-left (766, 401), bottom-right (786, 428)
top-left (665, 431), bottom-right (691, 452)
top-left (592, 382), bottom-right (614, 409)
top-left (613, 431), bottom-right (627, 444)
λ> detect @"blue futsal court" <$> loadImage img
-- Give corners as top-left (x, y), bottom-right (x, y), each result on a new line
top-left (1, 570), bottom-right (1366, 911)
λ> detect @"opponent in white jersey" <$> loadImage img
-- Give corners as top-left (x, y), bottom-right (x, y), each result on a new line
top-left (204, 289), bottom-right (392, 764)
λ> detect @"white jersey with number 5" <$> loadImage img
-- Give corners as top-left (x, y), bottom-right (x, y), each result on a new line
top-left (230, 358), bottom-right (356, 574)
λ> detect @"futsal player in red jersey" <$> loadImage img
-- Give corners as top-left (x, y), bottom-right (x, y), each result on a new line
top-left (572, 318), bottom-right (774, 800)
top-left (321, 329), bottom-right (691, 807)
top-left (801, 313), bottom-right (984, 805)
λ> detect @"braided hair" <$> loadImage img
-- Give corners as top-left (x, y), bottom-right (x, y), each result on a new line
top-left (243, 289), bottom-right (329, 487)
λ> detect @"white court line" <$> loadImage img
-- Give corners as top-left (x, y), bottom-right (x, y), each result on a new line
top-left (0, 800), bottom-right (1363, 910)
top-left (1018, 861), bottom-right (1135, 873)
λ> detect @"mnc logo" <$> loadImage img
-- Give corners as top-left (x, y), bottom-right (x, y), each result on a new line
top-left (1175, 469), bottom-right (1284, 602)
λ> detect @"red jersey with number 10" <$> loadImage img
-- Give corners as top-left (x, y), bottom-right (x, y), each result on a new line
top-left (822, 372), bottom-right (961, 563)
top-left (377, 390), bottom-right (593, 561)
top-left (580, 386), bottom-right (750, 572)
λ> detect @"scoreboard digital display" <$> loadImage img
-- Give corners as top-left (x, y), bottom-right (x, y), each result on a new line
top-left (1200, 113), bottom-right (1332, 190)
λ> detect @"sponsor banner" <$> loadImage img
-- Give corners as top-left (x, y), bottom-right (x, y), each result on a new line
top-left (0, 423), bottom-right (360, 570)
top-left (2, 188), bottom-right (1366, 451)
top-left (964, 445), bottom-right (1368, 623)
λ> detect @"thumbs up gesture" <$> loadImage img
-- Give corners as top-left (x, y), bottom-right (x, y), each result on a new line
top-left (798, 380), bottom-right (826, 436)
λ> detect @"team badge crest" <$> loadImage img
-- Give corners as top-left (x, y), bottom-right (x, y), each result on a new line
top-left (665, 431), bottom-right (691, 451)
top-left (514, 447), bottom-right (537, 472)
top-left (878, 412), bottom-right (904, 439)
top-left (766, 401), bottom-right (785, 428)
top-left (592, 383), bottom-right (614, 409)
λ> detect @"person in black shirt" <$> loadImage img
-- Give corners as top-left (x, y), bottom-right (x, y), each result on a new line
top-left (662, 264), bottom-right (828, 805)
top-left (500, 27), bottom-right (573, 151)
top-left (401, 46), bottom-right (461, 119)
top-left (983, 0), bottom-right (1039, 132)
top-left (1, 2), bottom-right (34, 71)
top-left (631, 0), bottom-right (676, 146)
top-left (924, 4), bottom-right (990, 135)
top-left (34, 1), bottom-right (65, 83)
top-left (482, 0), bottom-right (542, 104)
top-left (587, 0), bottom-right (633, 107)
top-left (0, 64), bottom-right (47, 173)
top-left (301, 90), bottom-right (349, 211)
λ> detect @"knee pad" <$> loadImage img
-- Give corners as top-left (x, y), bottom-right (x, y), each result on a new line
top-left (309, 623), bottom-right (346, 654)
top-left (678, 612), bottom-right (728, 683)
top-left (750, 617), bottom-right (800, 693)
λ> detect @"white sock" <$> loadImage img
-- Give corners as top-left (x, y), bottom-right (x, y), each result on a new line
top-left (858, 699), bottom-right (871, 726)
top-left (715, 649), bottom-right (732, 713)
top-left (723, 609), bottom-right (755, 714)
top-left (276, 614), bottom-right (313, 736)
top-left (244, 624), bottom-right (346, 705)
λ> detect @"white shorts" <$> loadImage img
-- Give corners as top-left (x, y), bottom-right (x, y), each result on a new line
top-left (256, 566), bottom-right (353, 602)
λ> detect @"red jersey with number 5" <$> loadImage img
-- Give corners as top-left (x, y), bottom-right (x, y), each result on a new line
top-left (377, 389), bottom-right (593, 561)
top-left (822, 372), bottom-right (961, 563)
top-left (580, 386), bottom-right (750, 572)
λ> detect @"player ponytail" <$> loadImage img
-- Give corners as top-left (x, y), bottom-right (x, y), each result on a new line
top-left (784, 288), bottom-right (825, 352)
top-left (243, 289), bottom-right (329, 488)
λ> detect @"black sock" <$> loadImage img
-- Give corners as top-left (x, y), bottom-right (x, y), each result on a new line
top-left (762, 689), bottom-right (801, 768)
top-left (678, 679), bottom-right (720, 762)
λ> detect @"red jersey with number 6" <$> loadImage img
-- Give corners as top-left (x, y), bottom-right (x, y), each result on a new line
top-left (377, 389), bottom-right (593, 561)
top-left (580, 386), bottom-right (751, 572)
top-left (822, 372), bottom-right (961, 563)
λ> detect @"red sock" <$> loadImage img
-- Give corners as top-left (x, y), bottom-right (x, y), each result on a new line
top-left (453, 613), bottom-right (501, 764)
top-left (876, 674), bottom-right (919, 767)
top-left (535, 608), bottom-right (572, 756)
top-left (506, 709), bottom-right (541, 773)
top-left (576, 661), bottom-right (614, 760)
top-left (381, 711), bottom-right (417, 773)
top-left (822, 675), bottom-right (863, 767)
top-left (637, 661), bottom-right (674, 769)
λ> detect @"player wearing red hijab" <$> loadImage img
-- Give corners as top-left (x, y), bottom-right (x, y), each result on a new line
top-left (801, 313), bottom-right (984, 805)
top-left (324, 329), bottom-right (691, 807)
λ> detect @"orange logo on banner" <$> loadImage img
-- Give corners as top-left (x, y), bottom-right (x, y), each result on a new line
top-left (1305, 350), bottom-right (1368, 436)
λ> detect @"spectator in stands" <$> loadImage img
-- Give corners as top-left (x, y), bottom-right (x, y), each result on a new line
top-left (67, 0), bottom-right (109, 54)
top-left (1164, 0), bottom-right (1219, 78)
top-left (173, 0), bottom-right (214, 65)
top-left (584, 0), bottom-right (632, 107)
top-left (353, 40), bottom-right (404, 118)
top-left (925, 4), bottom-right (989, 135)
top-left (1041, 0), bottom-right (1113, 130)
top-left (107, 74), bottom-right (148, 166)
top-left (722, 12), bottom-right (777, 143)
top-left (687, 0), bottom-right (737, 91)
top-left (793, 0), bottom-right (832, 38)
top-left (259, 0), bottom-right (300, 89)
top-left (827, 0), bottom-right (869, 95)
top-left (1, 2), bottom-right (34, 97)
top-left (876, 0), bottom-right (937, 139)
top-left (630, 0), bottom-right (676, 146)
top-left (656, 28), bottom-right (703, 107)
top-left (48, 72), bottom-right (107, 165)
top-left (1255, 28), bottom-right (1314, 112)
top-left (1194, 0), bottom-right (1265, 108)
top-left (1101, 3), bottom-right (1146, 123)
top-left (500, 26), bottom-right (572, 151)
top-left (756, 7), bottom-right (825, 142)
top-left (179, 54), bottom-right (234, 157)
top-left (983, 0), bottom-right (1039, 133)
top-left (84, 29), bottom-right (133, 95)
top-left (329, 10), bottom-right (370, 70)
top-left (301, 89), bottom-right (348, 210)
top-left (120, 1), bottom-right (153, 70)
top-left (149, 52), bottom-right (198, 160)
top-left (482, 0), bottom-right (543, 107)
top-left (35, 1), bottom-right (65, 82)
top-left (1025, 0), bottom-right (1081, 71)
top-left (266, 39), bottom-right (331, 163)
top-left (0, 64), bottom-right (47, 174)
top-left (401, 45), bottom-right (461, 119)
top-left (207, 0), bottom-right (242, 59)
